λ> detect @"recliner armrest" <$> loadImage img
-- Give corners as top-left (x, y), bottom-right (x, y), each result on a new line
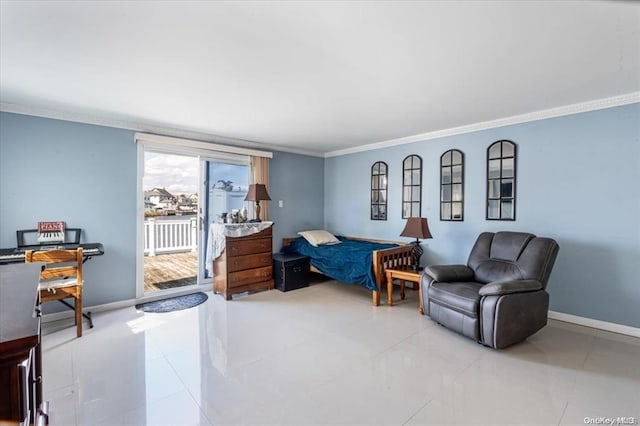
top-left (479, 279), bottom-right (543, 296)
top-left (424, 265), bottom-right (474, 282)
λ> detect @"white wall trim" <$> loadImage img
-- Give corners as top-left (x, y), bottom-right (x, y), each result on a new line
top-left (0, 102), bottom-right (325, 158)
top-left (2, 92), bottom-right (638, 160)
top-left (136, 142), bottom-right (145, 299)
top-left (43, 295), bottom-right (640, 340)
top-left (548, 310), bottom-right (640, 338)
top-left (325, 92), bottom-right (640, 157)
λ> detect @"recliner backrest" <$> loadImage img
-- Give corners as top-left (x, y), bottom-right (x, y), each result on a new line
top-left (467, 231), bottom-right (559, 287)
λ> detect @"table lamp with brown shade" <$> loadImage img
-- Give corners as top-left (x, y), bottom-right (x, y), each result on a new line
top-left (400, 217), bottom-right (433, 270)
top-left (244, 184), bottom-right (271, 222)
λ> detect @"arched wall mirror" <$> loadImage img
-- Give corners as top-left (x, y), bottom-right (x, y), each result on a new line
top-left (402, 155), bottom-right (422, 218)
top-left (486, 140), bottom-right (517, 220)
top-left (440, 149), bottom-right (464, 221)
top-left (371, 161), bottom-right (388, 220)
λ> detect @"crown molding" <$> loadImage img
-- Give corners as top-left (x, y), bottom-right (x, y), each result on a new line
top-left (0, 102), bottom-right (326, 158)
top-left (3, 92), bottom-right (638, 160)
top-left (324, 92), bottom-right (640, 158)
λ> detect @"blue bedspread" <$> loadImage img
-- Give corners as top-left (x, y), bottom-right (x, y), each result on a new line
top-left (281, 236), bottom-right (398, 291)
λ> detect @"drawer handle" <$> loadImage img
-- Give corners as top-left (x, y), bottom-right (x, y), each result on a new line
top-left (231, 247), bottom-right (239, 252)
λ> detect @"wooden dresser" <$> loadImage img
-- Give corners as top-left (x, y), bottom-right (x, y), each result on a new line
top-left (0, 263), bottom-right (48, 425)
top-left (213, 224), bottom-right (274, 300)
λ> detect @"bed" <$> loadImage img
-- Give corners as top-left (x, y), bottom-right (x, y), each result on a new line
top-left (281, 235), bottom-right (415, 306)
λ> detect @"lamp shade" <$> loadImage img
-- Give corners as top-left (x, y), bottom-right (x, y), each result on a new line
top-left (400, 217), bottom-right (433, 239)
top-left (244, 184), bottom-right (271, 202)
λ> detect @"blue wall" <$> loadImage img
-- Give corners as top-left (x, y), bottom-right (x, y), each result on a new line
top-left (0, 112), bottom-right (325, 309)
top-left (269, 150), bottom-right (325, 250)
top-left (2, 105), bottom-right (638, 328)
top-left (0, 112), bottom-right (138, 307)
top-left (325, 103), bottom-right (640, 328)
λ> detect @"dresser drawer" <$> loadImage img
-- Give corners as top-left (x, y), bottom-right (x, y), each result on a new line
top-left (212, 223), bottom-right (274, 300)
top-left (227, 238), bottom-right (271, 257)
top-left (228, 253), bottom-right (272, 273)
top-left (228, 266), bottom-right (273, 288)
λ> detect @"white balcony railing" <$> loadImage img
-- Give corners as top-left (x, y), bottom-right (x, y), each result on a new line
top-left (144, 217), bottom-right (198, 256)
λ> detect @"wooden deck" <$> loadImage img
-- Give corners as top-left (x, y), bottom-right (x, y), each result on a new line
top-left (144, 252), bottom-right (197, 293)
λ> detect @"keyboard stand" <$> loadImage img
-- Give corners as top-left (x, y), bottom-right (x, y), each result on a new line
top-left (0, 242), bottom-right (105, 329)
top-left (57, 299), bottom-right (93, 328)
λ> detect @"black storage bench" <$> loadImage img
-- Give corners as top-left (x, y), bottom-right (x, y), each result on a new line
top-left (273, 253), bottom-right (310, 292)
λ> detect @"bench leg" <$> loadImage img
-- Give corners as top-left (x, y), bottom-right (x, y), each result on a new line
top-left (386, 270), bottom-right (393, 306)
top-left (372, 290), bottom-right (380, 306)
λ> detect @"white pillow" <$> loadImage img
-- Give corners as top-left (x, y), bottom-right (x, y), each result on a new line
top-left (297, 230), bottom-right (341, 247)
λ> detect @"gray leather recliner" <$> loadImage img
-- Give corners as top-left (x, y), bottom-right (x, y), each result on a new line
top-left (421, 231), bottom-right (559, 349)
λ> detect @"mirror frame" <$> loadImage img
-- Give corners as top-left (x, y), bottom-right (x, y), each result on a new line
top-left (401, 154), bottom-right (422, 219)
top-left (486, 140), bottom-right (517, 220)
top-left (370, 161), bottom-right (388, 220)
top-left (440, 149), bottom-right (464, 221)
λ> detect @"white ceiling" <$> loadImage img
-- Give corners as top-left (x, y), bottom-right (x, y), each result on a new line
top-left (1, 1), bottom-right (639, 156)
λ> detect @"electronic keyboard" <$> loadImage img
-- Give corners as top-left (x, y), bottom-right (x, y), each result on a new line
top-left (0, 243), bottom-right (104, 264)
top-left (37, 231), bottom-right (65, 244)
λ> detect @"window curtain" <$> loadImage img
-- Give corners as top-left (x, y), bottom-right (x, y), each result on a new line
top-left (250, 156), bottom-right (270, 220)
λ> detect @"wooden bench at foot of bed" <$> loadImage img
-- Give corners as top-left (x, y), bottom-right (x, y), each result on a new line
top-left (282, 236), bottom-right (416, 306)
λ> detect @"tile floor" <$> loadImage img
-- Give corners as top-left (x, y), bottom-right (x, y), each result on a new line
top-left (41, 281), bottom-right (640, 425)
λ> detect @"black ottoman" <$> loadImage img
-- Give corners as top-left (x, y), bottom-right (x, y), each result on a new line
top-left (273, 253), bottom-right (310, 292)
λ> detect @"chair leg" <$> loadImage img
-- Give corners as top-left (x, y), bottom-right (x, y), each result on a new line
top-left (75, 289), bottom-right (83, 338)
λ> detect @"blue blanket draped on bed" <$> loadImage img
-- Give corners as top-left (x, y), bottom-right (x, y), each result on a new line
top-left (281, 236), bottom-right (398, 291)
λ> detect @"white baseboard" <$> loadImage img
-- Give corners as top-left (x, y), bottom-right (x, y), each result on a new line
top-left (548, 310), bottom-right (640, 338)
top-left (41, 284), bottom-right (211, 323)
top-left (43, 294), bottom-right (640, 339)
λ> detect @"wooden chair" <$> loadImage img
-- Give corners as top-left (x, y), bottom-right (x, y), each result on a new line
top-left (25, 248), bottom-right (84, 337)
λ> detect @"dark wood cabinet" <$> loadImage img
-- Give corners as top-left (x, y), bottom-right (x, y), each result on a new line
top-left (0, 263), bottom-right (47, 425)
top-left (213, 225), bottom-right (274, 300)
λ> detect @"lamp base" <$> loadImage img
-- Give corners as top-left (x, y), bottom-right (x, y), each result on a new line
top-left (410, 239), bottom-right (424, 272)
top-left (254, 201), bottom-right (261, 222)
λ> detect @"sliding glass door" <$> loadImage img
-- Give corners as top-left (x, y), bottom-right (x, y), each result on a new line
top-left (200, 160), bottom-right (250, 280)
top-left (137, 142), bottom-right (250, 297)
top-left (142, 151), bottom-right (200, 294)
